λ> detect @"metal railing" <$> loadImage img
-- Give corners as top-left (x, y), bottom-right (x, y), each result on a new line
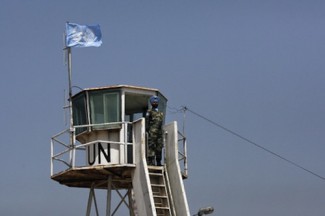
top-left (50, 121), bottom-right (133, 176)
top-left (51, 121), bottom-right (188, 178)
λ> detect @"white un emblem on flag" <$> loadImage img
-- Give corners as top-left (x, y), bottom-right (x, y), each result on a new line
top-left (66, 22), bottom-right (102, 48)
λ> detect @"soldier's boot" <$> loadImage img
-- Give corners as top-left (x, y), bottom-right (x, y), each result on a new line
top-left (156, 152), bottom-right (162, 166)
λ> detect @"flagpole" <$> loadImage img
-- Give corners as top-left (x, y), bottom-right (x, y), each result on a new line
top-left (67, 47), bottom-right (73, 133)
top-left (65, 22), bottom-right (74, 141)
top-left (67, 46), bottom-right (75, 167)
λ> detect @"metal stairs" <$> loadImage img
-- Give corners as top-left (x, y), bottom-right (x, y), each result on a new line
top-left (148, 166), bottom-right (172, 216)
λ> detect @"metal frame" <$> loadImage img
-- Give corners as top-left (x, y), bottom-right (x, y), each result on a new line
top-left (85, 176), bottom-right (135, 216)
top-left (50, 121), bottom-right (133, 176)
top-left (51, 121), bottom-right (188, 178)
top-left (177, 131), bottom-right (188, 178)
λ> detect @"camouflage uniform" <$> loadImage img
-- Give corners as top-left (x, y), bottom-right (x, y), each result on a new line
top-left (146, 109), bottom-right (164, 165)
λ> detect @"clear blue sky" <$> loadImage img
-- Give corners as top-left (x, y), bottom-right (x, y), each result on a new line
top-left (1, 0), bottom-right (324, 215)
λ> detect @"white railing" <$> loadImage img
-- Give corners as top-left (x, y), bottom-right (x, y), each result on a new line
top-left (51, 121), bottom-right (188, 178)
top-left (50, 121), bottom-right (133, 176)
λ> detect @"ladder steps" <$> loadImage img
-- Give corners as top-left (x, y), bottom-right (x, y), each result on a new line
top-left (156, 206), bottom-right (170, 210)
top-left (151, 184), bottom-right (165, 187)
top-left (149, 172), bottom-right (163, 176)
top-left (155, 203), bottom-right (166, 207)
top-left (153, 194), bottom-right (168, 198)
top-left (148, 167), bottom-right (172, 215)
top-left (153, 192), bottom-right (164, 197)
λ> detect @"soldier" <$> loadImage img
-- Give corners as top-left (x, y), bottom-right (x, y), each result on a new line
top-left (146, 95), bottom-right (164, 166)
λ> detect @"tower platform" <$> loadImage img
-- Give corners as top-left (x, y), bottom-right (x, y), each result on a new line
top-left (51, 164), bottom-right (136, 189)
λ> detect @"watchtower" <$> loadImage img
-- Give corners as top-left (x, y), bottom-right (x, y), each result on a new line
top-left (51, 85), bottom-right (189, 215)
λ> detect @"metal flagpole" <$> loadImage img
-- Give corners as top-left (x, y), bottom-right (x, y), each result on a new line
top-left (67, 47), bottom-right (73, 132)
top-left (67, 46), bottom-right (75, 167)
top-left (65, 22), bottom-right (74, 148)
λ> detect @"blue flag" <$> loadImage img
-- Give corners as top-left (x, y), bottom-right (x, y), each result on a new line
top-left (66, 22), bottom-right (102, 48)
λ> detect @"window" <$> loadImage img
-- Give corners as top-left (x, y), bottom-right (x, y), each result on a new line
top-left (89, 91), bottom-right (120, 129)
top-left (72, 93), bottom-right (88, 134)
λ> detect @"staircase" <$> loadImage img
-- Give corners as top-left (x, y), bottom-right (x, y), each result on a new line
top-left (131, 119), bottom-right (190, 216)
top-left (148, 166), bottom-right (172, 216)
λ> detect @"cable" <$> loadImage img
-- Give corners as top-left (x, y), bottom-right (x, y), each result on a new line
top-left (183, 106), bottom-right (325, 182)
top-left (168, 105), bottom-right (184, 114)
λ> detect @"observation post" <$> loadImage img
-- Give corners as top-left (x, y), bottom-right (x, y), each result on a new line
top-left (51, 85), bottom-right (189, 215)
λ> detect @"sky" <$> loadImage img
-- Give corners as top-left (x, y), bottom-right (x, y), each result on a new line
top-left (0, 0), bottom-right (325, 215)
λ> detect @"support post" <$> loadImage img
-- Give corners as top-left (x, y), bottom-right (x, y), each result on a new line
top-left (86, 188), bottom-right (92, 216)
top-left (128, 189), bottom-right (136, 216)
top-left (86, 183), bottom-right (99, 216)
top-left (106, 175), bottom-right (112, 216)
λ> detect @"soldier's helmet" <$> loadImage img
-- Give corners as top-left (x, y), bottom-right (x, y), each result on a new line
top-left (150, 95), bottom-right (159, 104)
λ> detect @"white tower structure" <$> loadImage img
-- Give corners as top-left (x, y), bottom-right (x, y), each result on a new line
top-left (51, 85), bottom-right (190, 216)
